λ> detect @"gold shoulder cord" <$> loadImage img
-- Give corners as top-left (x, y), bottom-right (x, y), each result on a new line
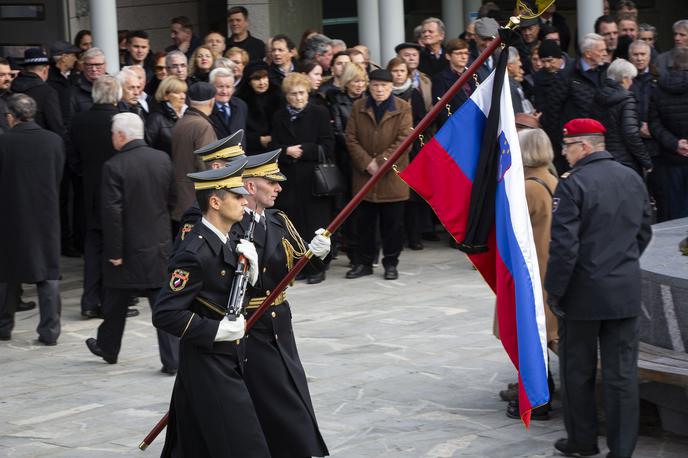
top-left (277, 211), bottom-right (308, 285)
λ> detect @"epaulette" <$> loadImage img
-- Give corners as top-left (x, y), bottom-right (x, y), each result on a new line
top-left (274, 210), bottom-right (307, 276)
top-left (183, 233), bottom-right (205, 254)
top-left (560, 167), bottom-right (581, 180)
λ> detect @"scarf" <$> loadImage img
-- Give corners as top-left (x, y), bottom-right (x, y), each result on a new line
top-left (392, 78), bottom-right (412, 96)
top-left (286, 104), bottom-right (305, 121)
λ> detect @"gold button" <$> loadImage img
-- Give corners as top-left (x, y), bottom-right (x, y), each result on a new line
top-left (198, 235), bottom-right (202, 239)
top-left (266, 290), bottom-right (270, 295)
top-left (235, 339), bottom-right (241, 345)
top-left (271, 311), bottom-right (276, 318)
top-left (220, 270), bottom-right (226, 276)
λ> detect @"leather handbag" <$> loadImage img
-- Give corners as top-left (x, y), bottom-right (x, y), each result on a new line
top-left (313, 146), bottom-right (345, 196)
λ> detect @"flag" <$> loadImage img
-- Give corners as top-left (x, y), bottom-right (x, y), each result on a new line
top-left (399, 66), bottom-right (550, 427)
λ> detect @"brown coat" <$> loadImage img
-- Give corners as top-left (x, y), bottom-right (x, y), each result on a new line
top-left (170, 108), bottom-right (216, 221)
top-left (494, 165), bottom-right (559, 345)
top-left (345, 96), bottom-right (413, 203)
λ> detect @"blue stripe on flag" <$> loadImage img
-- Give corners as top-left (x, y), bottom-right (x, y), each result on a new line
top-left (434, 100), bottom-right (486, 183)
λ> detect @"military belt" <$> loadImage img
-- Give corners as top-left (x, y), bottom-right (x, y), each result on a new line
top-left (245, 291), bottom-right (287, 309)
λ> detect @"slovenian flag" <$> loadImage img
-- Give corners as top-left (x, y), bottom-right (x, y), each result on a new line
top-left (399, 66), bottom-right (550, 426)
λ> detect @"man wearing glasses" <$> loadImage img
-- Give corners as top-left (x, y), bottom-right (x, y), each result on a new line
top-left (165, 50), bottom-right (189, 83)
top-left (546, 118), bottom-right (652, 458)
top-left (65, 47), bottom-right (107, 125)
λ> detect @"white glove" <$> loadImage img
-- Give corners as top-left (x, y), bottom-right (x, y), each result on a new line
top-left (214, 315), bottom-right (246, 341)
top-left (308, 228), bottom-right (331, 260)
top-left (236, 239), bottom-right (259, 286)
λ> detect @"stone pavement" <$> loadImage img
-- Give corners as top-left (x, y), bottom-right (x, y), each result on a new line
top-left (1, 240), bottom-right (687, 457)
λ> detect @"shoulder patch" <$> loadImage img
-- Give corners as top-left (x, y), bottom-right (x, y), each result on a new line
top-left (552, 197), bottom-right (560, 213)
top-left (169, 269), bottom-right (190, 292)
top-left (180, 223), bottom-right (194, 241)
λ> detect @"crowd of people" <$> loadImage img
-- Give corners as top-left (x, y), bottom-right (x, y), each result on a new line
top-left (0, 1), bottom-right (686, 456)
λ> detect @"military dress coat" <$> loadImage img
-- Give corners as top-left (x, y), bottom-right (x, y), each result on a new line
top-left (231, 210), bottom-right (329, 458)
top-left (544, 151), bottom-right (653, 320)
top-left (0, 122), bottom-right (64, 283)
top-left (152, 222), bottom-right (270, 458)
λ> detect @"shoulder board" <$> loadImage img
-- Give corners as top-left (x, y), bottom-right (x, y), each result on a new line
top-left (560, 167), bottom-right (581, 180)
top-left (183, 233), bottom-right (205, 254)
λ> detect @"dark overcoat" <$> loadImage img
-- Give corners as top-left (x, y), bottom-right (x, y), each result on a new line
top-left (269, 102), bottom-right (334, 238)
top-left (545, 151), bottom-right (653, 320)
top-left (10, 71), bottom-right (65, 137)
top-left (152, 222), bottom-right (270, 458)
top-left (209, 97), bottom-right (248, 140)
top-left (69, 103), bottom-right (120, 228)
top-left (101, 140), bottom-right (175, 289)
top-left (0, 122), bottom-right (64, 282)
top-left (231, 210), bottom-right (329, 458)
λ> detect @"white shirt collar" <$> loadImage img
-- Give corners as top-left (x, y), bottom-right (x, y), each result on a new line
top-left (244, 207), bottom-right (265, 222)
top-left (201, 217), bottom-right (228, 244)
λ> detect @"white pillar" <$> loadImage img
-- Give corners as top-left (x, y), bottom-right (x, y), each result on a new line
top-left (379, 0), bottom-right (405, 65)
top-left (443, 0), bottom-right (464, 40)
top-left (577, 0), bottom-right (603, 39)
top-left (464, 0), bottom-right (482, 26)
top-left (89, 0), bottom-right (119, 75)
top-left (358, 0), bottom-right (381, 66)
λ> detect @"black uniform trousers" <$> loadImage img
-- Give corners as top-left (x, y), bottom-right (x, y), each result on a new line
top-left (357, 201), bottom-right (405, 268)
top-left (81, 227), bottom-right (103, 313)
top-left (97, 287), bottom-right (179, 369)
top-left (558, 316), bottom-right (639, 457)
top-left (0, 281), bottom-right (61, 342)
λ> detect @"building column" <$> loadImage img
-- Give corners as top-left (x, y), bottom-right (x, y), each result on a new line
top-left (357, 0), bottom-right (381, 66)
top-left (379, 0), bottom-right (405, 65)
top-left (443, 0), bottom-right (464, 40)
top-left (577, 0), bottom-right (603, 38)
top-left (89, 0), bottom-right (119, 75)
top-left (464, 0), bottom-right (482, 26)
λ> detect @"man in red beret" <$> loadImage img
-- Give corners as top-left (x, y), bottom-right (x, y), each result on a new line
top-left (545, 118), bottom-right (653, 458)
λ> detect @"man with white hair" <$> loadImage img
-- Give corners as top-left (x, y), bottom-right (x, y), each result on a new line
top-left (116, 67), bottom-right (144, 118)
top-left (170, 82), bottom-right (217, 228)
top-left (562, 34), bottom-right (608, 134)
top-left (208, 67), bottom-right (247, 138)
top-left (85, 113), bottom-right (178, 373)
top-left (165, 50), bottom-right (189, 83)
top-left (655, 19), bottom-right (688, 74)
top-left (65, 47), bottom-right (107, 124)
top-left (419, 17), bottom-right (448, 77)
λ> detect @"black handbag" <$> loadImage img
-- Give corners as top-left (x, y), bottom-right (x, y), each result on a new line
top-left (313, 146), bottom-right (345, 196)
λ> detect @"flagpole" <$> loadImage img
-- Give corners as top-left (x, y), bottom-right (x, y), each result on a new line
top-left (138, 32), bottom-right (506, 452)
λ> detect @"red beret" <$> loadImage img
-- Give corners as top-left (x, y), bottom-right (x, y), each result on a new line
top-left (563, 118), bottom-right (606, 137)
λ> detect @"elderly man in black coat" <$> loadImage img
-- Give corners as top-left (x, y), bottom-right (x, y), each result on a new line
top-left (546, 119), bottom-right (652, 458)
top-left (0, 94), bottom-right (64, 345)
top-left (208, 67), bottom-right (248, 139)
top-left (85, 113), bottom-right (179, 373)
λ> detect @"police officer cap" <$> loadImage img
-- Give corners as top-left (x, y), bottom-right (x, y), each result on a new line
top-left (539, 39), bottom-right (562, 59)
top-left (474, 17), bottom-right (499, 38)
top-left (195, 130), bottom-right (245, 162)
top-left (188, 157), bottom-right (249, 195)
top-left (369, 69), bottom-right (393, 82)
top-left (188, 82), bottom-right (216, 102)
top-left (563, 118), bottom-right (606, 137)
top-left (244, 149), bottom-right (287, 182)
top-left (21, 48), bottom-right (49, 66)
top-left (394, 42), bottom-right (422, 54)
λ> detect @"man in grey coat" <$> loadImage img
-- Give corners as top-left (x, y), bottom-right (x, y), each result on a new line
top-left (0, 94), bottom-right (64, 345)
top-left (85, 113), bottom-right (179, 373)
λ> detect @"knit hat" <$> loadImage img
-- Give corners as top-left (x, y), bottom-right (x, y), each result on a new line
top-left (538, 40), bottom-right (562, 59)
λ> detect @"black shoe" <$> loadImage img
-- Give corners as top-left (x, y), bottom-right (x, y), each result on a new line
top-left (126, 307), bottom-right (140, 318)
top-left (508, 382), bottom-right (518, 389)
top-left (161, 366), bottom-right (177, 376)
top-left (17, 300), bottom-right (36, 312)
top-left (295, 272), bottom-right (308, 281)
top-left (81, 309), bottom-right (103, 319)
top-left (499, 387), bottom-right (518, 402)
top-left (128, 297), bottom-right (140, 307)
top-left (383, 265), bottom-right (398, 280)
top-left (345, 264), bottom-right (373, 279)
top-left (85, 338), bottom-right (117, 364)
top-left (408, 241), bottom-right (424, 250)
top-left (0, 334), bottom-right (11, 341)
top-left (421, 232), bottom-right (440, 241)
top-left (449, 238), bottom-right (460, 249)
top-left (506, 400), bottom-right (550, 421)
top-left (307, 271), bottom-right (325, 284)
top-left (554, 438), bottom-right (599, 457)
top-left (606, 454), bottom-right (630, 458)
top-left (37, 337), bottom-right (57, 346)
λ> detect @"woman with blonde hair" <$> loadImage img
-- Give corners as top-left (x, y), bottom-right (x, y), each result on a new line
top-left (188, 45), bottom-right (214, 83)
top-left (145, 76), bottom-right (188, 156)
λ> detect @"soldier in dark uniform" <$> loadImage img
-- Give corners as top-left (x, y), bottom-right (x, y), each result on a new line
top-left (232, 149), bottom-right (331, 458)
top-left (545, 119), bottom-right (653, 458)
top-left (152, 160), bottom-right (270, 458)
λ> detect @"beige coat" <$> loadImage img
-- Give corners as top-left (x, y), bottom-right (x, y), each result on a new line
top-left (344, 96), bottom-right (413, 203)
top-left (170, 108), bottom-right (216, 221)
top-left (493, 165), bottom-right (559, 345)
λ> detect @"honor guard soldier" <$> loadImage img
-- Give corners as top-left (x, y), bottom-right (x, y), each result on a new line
top-left (177, 129), bottom-right (247, 244)
top-left (231, 149), bottom-right (331, 457)
top-left (152, 159), bottom-right (271, 458)
top-left (546, 119), bottom-right (652, 458)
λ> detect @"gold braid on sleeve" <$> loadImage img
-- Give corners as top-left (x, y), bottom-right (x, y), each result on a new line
top-left (277, 211), bottom-right (307, 285)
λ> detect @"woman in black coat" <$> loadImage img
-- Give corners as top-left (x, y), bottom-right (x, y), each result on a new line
top-left (297, 59), bottom-right (330, 112)
top-left (145, 76), bottom-right (188, 156)
top-left (236, 61), bottom-right (283, 155)
top-left (592, 59), bottom-right (652, 175)
top-left (270, 72), bottom-right (335, 284)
